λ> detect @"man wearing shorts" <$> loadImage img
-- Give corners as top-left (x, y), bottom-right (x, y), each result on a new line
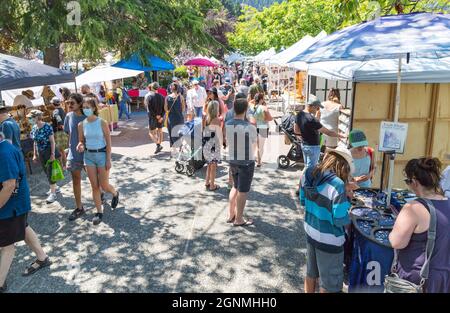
top-left (225, 98), bottom-right (257, 227)
top-left (0, 140), bottom-right (51, 293)
top-left (145, 82), bottom-right (165, 154)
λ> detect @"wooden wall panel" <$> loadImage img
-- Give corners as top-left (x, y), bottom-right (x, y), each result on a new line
top-left (352, 83), bottom-right (450, 188)
top-left (354, 83), bottom-right (391, 120)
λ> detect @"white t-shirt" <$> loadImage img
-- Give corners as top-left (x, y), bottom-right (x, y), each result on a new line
top-left (186, 86), bottom-right (207, 110)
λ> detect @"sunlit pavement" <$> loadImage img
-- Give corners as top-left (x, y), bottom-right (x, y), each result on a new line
top-left (7, 109), bottom-right (308, 293)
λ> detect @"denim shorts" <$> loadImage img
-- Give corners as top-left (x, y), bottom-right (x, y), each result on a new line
top-left (84, 151), bottom-right (107, 167)
top-left (301, 144), bottom-right (321, 171)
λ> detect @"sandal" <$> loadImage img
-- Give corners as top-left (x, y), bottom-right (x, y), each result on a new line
top-left (205, 184), bottom-right (210, 190)
top-left (22, 257), bottom-right (52, 277)
top-left (233, 219), bottom-right (254, 227)
top-left (209, 185), bottom-right (220, 192)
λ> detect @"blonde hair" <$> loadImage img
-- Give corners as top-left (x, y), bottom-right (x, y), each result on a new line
top-left (313, 152), bottom-right (351, 183)
top-left (206, 100), bottom-right (219, 126)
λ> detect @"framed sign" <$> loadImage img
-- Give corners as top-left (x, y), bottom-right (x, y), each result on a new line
top-left (378, 121), bottom-right (408, 154)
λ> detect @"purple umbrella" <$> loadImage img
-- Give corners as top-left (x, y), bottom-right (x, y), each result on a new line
top-left (185, 58), bottom-right (217, 67)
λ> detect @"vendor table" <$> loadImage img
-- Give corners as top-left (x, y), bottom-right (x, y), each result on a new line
top-left (347, 188), bottom-right (416, 293)
top-left (128, 89), bottom-right (148, 112)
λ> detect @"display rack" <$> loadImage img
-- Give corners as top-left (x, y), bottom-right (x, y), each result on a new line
top-left (339, 108), bottom-right (351, 146)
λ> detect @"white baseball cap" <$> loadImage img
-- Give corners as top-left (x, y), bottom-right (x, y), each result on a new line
top-left (327, 146), bottom-right (355, 174)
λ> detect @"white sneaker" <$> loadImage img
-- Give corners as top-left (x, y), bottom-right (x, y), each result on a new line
top-left (46, 193), bottom-right (58, 204)
top-left (47, 187), bottom-right (61, 196)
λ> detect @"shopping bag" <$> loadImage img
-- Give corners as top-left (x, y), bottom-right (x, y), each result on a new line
top-left (47, 160), bottom-right (65, 182)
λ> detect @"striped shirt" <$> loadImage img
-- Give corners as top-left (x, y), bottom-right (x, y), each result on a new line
top-left (300, 168), bottom-right (351, 253)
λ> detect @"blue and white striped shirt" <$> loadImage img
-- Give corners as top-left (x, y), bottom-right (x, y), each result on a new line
top-left (300, 168), bottom-right (351, 253)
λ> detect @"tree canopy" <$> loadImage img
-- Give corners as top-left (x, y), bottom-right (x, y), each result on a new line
top-left (228, 0), bottom-right (450, 55)
top-left (228, 0), bottom-right (340, 55)
top-left (0, 0), bottom-right (223, 66)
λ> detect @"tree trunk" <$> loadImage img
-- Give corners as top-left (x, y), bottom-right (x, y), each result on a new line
top-left (44, 44), bottom-right (62, 68)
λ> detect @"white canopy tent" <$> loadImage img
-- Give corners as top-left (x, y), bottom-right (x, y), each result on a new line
top-left (286, 31), bottom-right (328, 71)
top-left (253, 48), bottom-right (277, 63)
top-left (75, 64), bottom-right (143, 86)
top-left (265, 35), bottom-right (315, 67)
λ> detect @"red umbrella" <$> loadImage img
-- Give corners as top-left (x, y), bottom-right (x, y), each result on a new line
top-left (184, 58), bottom-right (217, 67)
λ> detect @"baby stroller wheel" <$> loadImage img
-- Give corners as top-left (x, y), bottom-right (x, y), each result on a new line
top-left (175, 162), bottom-right (185, 174)
top-left (186, 165), bottom-right (195, 177)
top-left (278, 156), bottom-right (290, 169)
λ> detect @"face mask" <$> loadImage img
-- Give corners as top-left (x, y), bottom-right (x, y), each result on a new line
top-left (28, 118), bottom-right (36, 126)
top-left (83, 108), bottom-right (93, 117)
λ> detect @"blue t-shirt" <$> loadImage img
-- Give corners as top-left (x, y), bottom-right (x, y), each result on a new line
top-left (64, 112), bottom-right (86, 163)
top-left (30, 123), bottom-right (53, 152)
top-left (0, 140), bottom-right (31, 219)
top-left (0, 117), bottom-right (21, 150)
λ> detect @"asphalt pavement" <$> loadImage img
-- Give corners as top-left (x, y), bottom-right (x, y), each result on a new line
top-left (6, 109), bottom-right (307, 293)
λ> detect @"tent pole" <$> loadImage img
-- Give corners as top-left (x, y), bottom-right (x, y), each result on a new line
top-left (386, 54), bottom-right (403, 205)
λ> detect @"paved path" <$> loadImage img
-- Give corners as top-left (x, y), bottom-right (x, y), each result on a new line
top-left (7, 110), bottom-right (307, 293)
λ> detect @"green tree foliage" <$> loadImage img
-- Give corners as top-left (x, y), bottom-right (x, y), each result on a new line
top-left (336, 0), bottom-right (450, 27)
top-left (231, 0), bottom-right (282, 10)
top-left (228, 0), bottom-right (341, 55)
top-left (0, 0), bottom-right (221, 66)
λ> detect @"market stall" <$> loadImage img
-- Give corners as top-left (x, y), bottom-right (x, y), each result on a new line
top-left (0, 53), bottom-right (76, 170)
top-left (112, 54), bottom-right (175, 110)
top-left (290, 12), bottom-right (450, 292)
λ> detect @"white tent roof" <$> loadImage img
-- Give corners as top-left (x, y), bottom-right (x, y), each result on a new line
top-left (285, 31), bottom-right (328, 70)
top-left (76, 64), bottom-right (143, 85)
top-left (266, 35), bottom-right (315, 66)
top-left (225, 52), bottom-right (246, 64)
top-left (254, 48), bottom-right (277, 62)
top-left (307, 56), bottom-right (450, 83)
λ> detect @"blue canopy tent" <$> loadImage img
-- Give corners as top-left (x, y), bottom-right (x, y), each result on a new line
top-left (289, 12), bottom-right (450, 204)
top-left (112, 54), bottom-right (175, 72)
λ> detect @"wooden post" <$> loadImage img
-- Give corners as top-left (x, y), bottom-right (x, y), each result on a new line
top-left (426, 84), bottom-right (440, 157)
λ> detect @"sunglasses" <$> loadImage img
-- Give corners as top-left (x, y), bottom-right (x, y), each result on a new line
top-left (404, 178), bottom-right (414, 185)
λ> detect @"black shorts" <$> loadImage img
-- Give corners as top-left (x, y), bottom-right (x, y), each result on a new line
top-left (0, 213), bottom-right (28, 247)
top-left (230, 163), bottom-right (255, 193)
top-left (149, 116), bottom-right (163, 131)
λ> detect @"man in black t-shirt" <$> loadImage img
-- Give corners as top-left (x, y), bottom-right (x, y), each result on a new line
top-left (294, 96), bottom-right (342, 172)
top-left (145, 83), bottom-right (165, 154)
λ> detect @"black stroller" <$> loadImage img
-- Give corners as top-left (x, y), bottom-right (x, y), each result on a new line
top-left (274, 113), bottom-right (304, 169)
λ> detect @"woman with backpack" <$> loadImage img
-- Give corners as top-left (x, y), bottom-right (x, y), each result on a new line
top-left (164, 84), bottom-right (185, 147)
top-left (348, 129), bottom-right (375, 188)
top-left (249, 93), bottom-right (273, 167)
